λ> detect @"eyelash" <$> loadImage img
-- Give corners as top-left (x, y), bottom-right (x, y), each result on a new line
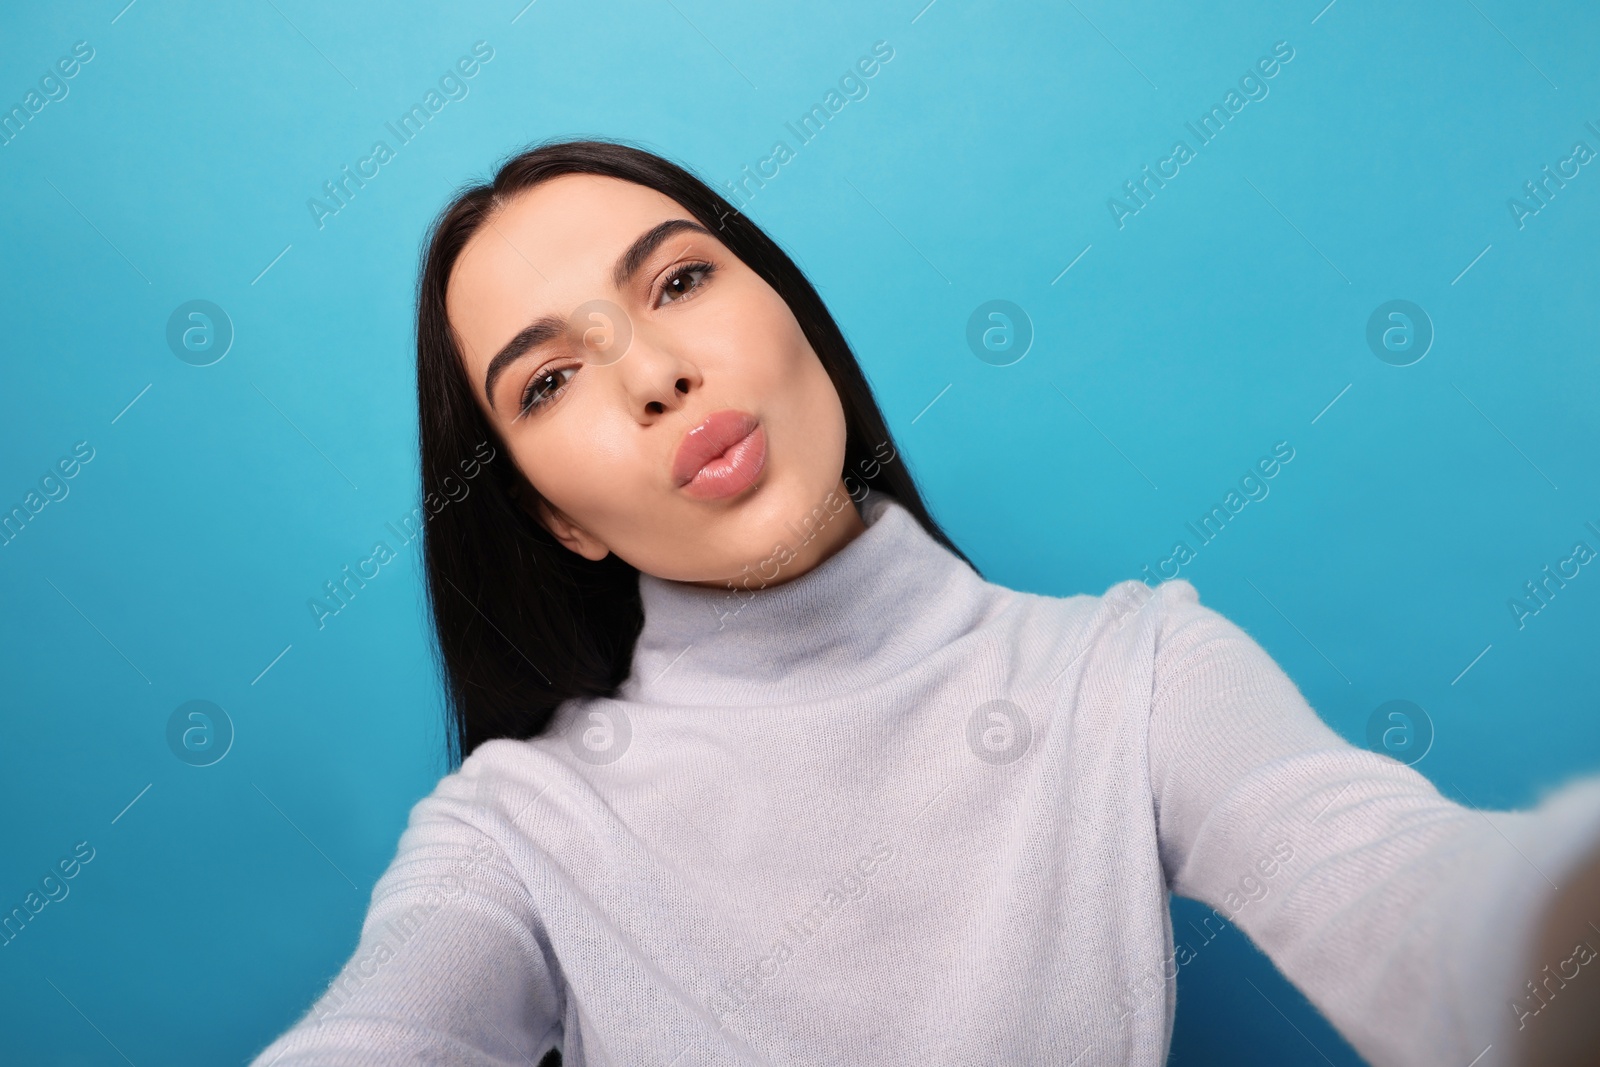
top-left (514, 259), bottom-right (717, 419)
top-left (656, 260), bottom-right (715, 308)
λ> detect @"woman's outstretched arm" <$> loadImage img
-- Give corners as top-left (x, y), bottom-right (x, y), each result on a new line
top-left (1144, 579), bottom-right (1600, 1067)
top-left (245, 786), bottom-right (564, 1066)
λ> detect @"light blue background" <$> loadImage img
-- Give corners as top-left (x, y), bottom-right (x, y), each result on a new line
top-left (3, 0), bottom-right (1598, 1063)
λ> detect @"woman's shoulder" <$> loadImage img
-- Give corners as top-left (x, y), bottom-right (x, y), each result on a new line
top-left (986, 572), bottom-right (1204, 643)
top-left (394, 735), bottom-right (576, 845)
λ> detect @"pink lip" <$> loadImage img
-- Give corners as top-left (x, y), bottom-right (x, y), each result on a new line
top-left (672, 409), bottom-right (766, 500)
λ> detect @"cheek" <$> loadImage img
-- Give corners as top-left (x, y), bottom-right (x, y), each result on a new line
top-left (514, 405), bottom-right (641, 512)
top-left (747, 296), bottom-right (828, 404)
top-left (732, 304), bottom-right (833, 420)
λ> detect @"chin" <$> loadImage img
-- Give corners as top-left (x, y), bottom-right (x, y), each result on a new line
top-left (761, 471), bottom-right (853, 532)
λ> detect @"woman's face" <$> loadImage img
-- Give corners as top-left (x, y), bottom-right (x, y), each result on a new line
top-left (445, 174), bottom-right (863, 587)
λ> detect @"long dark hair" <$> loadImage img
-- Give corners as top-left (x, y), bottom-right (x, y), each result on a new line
top-left (415, 138), bottom-right (979, 769)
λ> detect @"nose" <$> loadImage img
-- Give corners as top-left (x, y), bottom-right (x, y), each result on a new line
top-left (566, 296), bottom-right (704, 423)
top-left (605, 324), bottom-right (701, 422)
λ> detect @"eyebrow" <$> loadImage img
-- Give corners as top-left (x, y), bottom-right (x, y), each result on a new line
top-left (482, 217), bottom-right (714, 413)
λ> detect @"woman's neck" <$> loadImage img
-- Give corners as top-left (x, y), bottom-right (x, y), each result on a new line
top-left (622, 488), bottom-right (987, 707)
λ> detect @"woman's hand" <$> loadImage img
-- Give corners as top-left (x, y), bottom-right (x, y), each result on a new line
top-left (1512, 833), bottom-right (1600, 1067)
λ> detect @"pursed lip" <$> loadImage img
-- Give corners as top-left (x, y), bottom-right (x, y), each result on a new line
top-left (672, 409), bottom-right (760, 487)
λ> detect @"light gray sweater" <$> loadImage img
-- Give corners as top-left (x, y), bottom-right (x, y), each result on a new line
top-left (250, 490), bottom-right (1600, 1067)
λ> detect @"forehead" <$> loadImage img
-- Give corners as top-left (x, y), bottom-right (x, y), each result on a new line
top-left (446, 174), bottom-right (695, 358)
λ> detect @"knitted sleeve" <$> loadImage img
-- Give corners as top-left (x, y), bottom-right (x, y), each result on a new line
top-left (1144, 578), bottom-right (1600, 1067)
top-left (244, 789), bottom-right (563, 1066)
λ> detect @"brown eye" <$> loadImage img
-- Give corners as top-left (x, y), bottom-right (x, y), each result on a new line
top-left (518, 366), bottom-right (577, 417)
top-left (656, 262), bottom-right (714, 306)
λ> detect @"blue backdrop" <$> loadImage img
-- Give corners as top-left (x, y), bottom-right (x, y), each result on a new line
top-left (3, 1), bottom-right (1598, 1063)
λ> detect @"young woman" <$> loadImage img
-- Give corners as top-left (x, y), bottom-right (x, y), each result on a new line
top-left (249, 140), bottom-right (1600, 1067)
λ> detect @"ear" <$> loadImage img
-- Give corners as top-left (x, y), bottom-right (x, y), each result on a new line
top-left (533, 496), bottom-right (611, 561)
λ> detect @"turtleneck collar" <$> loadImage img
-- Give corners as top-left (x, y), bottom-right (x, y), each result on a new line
top-left (620, 489), bottom-right (989, 707)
